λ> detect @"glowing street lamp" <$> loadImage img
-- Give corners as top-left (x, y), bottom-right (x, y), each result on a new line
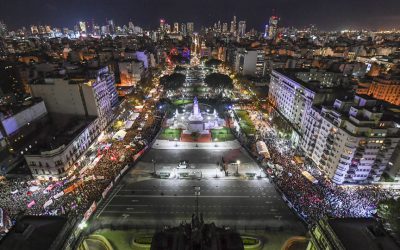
top-left (236, 160), bottom-right (240, 176)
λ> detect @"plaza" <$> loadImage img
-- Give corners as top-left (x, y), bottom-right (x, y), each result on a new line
top-left (94, 139), bottom-right (305, 233)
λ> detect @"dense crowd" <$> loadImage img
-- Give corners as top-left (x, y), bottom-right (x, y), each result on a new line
top-left (0, 98), bottom-right (163, 231)
top-left (240, 109), bottom-right (396, 223)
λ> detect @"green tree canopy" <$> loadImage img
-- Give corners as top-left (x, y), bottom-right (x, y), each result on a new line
top-left (174, 65), bottom-right (186, 72)
top-left (378, 198), bottom-right (400, 238)
top-left (160, 73), bottom-right (186, 90)
top-left (204, 73), bottom-right (233, 92)
top-left (205, 59), bottom-right (222, 68)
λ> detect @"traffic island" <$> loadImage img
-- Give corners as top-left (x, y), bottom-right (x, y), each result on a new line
top-left (241, 236), bottom-right (262, 250)
top-left (131, 236), bottom-right (152, 250)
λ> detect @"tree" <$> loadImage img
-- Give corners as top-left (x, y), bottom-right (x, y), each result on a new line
top-left (204, 73), bottom-right (233, 94)
top-left (174, 65), bottom-right (186, 72)
top-left (160, 73), bottom-right (186, 91)
top-left (205, 59), bottom-right (222, 68)
top-left (169, 54), bottom-right (190, 64)
top-left (378, 198), bottom-right (400, 238)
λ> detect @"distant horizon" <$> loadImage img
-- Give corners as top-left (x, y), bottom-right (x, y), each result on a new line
top-left (2, 18), bottom-right (400, 33)
top-left (0, 0), bottom-right (399, 31)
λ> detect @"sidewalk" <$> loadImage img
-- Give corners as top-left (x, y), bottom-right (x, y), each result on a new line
top-left (152, 139), bottom-right (242, 150)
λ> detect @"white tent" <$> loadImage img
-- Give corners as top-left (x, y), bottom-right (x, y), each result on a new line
top-left (113, 130), bottom-right (127, 141)
top-left (125, 120), bottom-right (134, 129)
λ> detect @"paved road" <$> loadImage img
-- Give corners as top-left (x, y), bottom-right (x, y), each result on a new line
top-left (95, 148), bottom-right (305, 233)
top-left (141, 148), bottom-right (255, 165)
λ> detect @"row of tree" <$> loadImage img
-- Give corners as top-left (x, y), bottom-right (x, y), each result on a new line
top-left (204, 73), bottom-right (233, 93)
top-left (160, 73), bottom-right (186, 90)
top-left (160, 71), bottom-right (233, 96)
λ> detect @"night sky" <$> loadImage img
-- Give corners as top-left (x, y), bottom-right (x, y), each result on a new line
top-left (0, 0), bottom-right (399, 31)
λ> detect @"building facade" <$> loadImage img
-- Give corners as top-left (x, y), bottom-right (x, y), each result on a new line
top-left (26, 71), bottom-right (116, 179)
top-left (234, 49), bottom-right (265, 77)
top-left (118, 59), bottom-right (145, 87)
top-left (367, 77), bottom-right (400, 106)
top-left (268, 69), bottom-right (352, 131)
top-left (24, 117), bottom-right (100, 180)
top-left (307, 218), bottom-right (398, 250)
top-left (300, 95), bottom-right (400, 184)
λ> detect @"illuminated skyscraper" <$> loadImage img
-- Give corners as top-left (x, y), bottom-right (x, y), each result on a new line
top-left (222, 23), bottom-right (228, 33)
top-left (30, 25), bottom-right (38, 35)
top-left (79, 21), bottom-right (87, 33)
top-left (230, 16), bottom-right (237, 35)
top-left (181, 23), bottom-right (187, 36)
top-left (128, 21), bottom-right (134, 33)
top-left (268, 16), bottom-right (279, 39)
top-left (173, 22), bottom-right (179, 33)
top-left (238, 21), bottom-right (246, 37)
top-left (45, 25), bottom-right (52, 34)
top-left (264, 24), bottom-right (269, 38)
top-left (187, 22), bottom-right (194, 35)
top-left (108, 19), bottom-right (115, 34)
top-left (0, 21), bottom-right (7, 37)
top-left (160, 19), bottom-right (166, 32)
top-left (164, 23), bottom-right (171, 33)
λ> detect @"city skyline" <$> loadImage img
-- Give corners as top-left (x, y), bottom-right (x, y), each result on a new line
top-left (1, 0), bottom-right (400, 31)
top-left (1, 1), bottom-right (400, 249)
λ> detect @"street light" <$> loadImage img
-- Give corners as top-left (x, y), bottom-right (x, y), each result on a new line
top-left (194, 186), bottom-right (200, 218)
top-left (236, 160), bottom-right (240, 176)
top-left (152, 159), bottom-right (157, 174)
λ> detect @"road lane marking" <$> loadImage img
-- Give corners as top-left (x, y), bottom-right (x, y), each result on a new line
top-left (114, 195), bottom-right (256, 198)
top-left (96, 185), bottom-right (123, 218)
top-left (108, 205), bottom-right (150, 207)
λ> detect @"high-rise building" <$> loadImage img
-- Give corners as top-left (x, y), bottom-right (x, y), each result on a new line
top-left (367, 77), bottom-right (400, 106)
top-left (180, 23), bottom-right (187, 36)
top-left (230, 16), bottom-right (237, 35)
top-left (222, 23), bottom-right (228, 33)
top-left (268, 68), bottom-right (354, 131)
top-left (160, 19), bottom-right (166, 32)
top-left (0, 21), bottom-right (7, 37)
top-left (173, 22), bottom-right (179, 33)
top-left (263, 24), bottom-right (269, 38)
top-left (118, 60), bottom-right (145, 87)
top-left (187, 22), bottom-right (194, 35)
top-left (79, 21), bottom-right (87, 33)
top-left (26, 65), bottom-right (118, 179)
top-left (101, 25), bottom-right (110, 35)
top-left (45, 25), bottom-right (52, 34)
top-left (128, 21), bottom-right (134, 32)
top-left (307, 218), bottom-right (399, 250)
top-left (164, 24), bottom-right (171, 33)
top-left (268, 16), bottom-right (279, 39)
top-left (107, 19), bottom-right (115, 34)
top-left (30, 25), bottom-right (38, 35)
top-left (234, 49), bottom-right (264, 76)
top-left (0, 61), bottom-right (30, 97)
top-left (300, 95), bottom-right (400, 184)
top-left (30, 67), bottom-right (115, 120)
top-left (87, 19), bottom-right (95, 34)
top-left (238, 21), bottom-right (246, 37)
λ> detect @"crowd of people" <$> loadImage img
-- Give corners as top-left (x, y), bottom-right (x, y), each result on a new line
top-left (237, 108), bottom-right (396, 224)
top-left (0, 94), bottom-right (163, 233)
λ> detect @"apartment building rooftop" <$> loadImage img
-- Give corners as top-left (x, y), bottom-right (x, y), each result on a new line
top-left (326, 218), bottom-right (399, 250)
top-left (273, 68), bottom-right (355, 94)
top-left (0, 97), bottom-right (43, 120)
top-left (25, 114), bottom-right (95, 155)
